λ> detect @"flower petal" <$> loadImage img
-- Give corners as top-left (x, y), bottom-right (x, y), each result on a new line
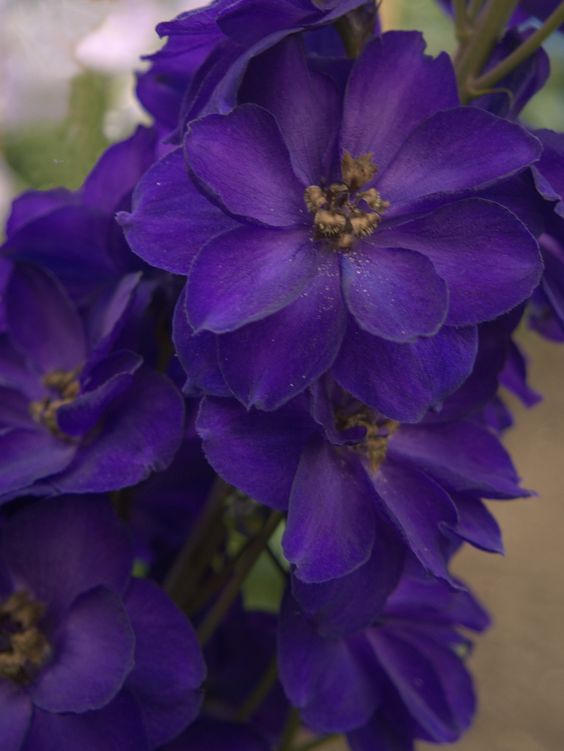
top-left (173, 288), bottom-right (230, 397)
top-left (0, 683), bottom-right (32, 751)
top-left (0, 428), bottom-right (75, 501)
top-left (278, 593), bottom-right (380, 733)
top-left (6, 265), bottom-right (86, 374)
top-left (283, 439), bottom-right (376, 583)
top-left (187, 226), bottom-right (317, 332)
top-left (378, 108), bottom-right (541, 215)
top-left (333, 321), bottom-right (478, 422)
top-left (241, 35), bottom-right (340, 185)
top-left (21, 693), bottom-right (148, 751)
top-left (368, 627), bottom-right (471, 743)
top-left (50, 369), bottom-right (185, 494)
top-left (197, 396), bottom-right (314, 510)
top-left (377, 199), bottom-right (542, 326)
top-left (219, 257), bottom-right (346, 410)
top-left (451, 495), bottom-right (504, 554)
top-left (124, 579), bottom-right (205, 747)
top-left (389, 420), bottom-right (527, 499)
top-left (31, 587), bottom-right (135, 713)
top-left (2, 496), bottom-right (132, 613)
top-left (341, 32), bottom-right (458, 173)
top-left (292, 516), bottom-right (404, 637)
top-left (186, 105), bottom-right (307, 227)
top-left (372, 460), bottom-right (457, 583)
top-left (341, 245), bottom-right (447, 341)
top-left (119, 148), bottom-right (238, 274)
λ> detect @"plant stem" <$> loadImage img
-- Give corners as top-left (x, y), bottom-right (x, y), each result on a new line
top-left (292, 735), bottom-right (340, 751)
top-left (164, 477), bottom-right (229, 608)
top-left (278, 708), bottom-right (301, 751)
top-left (473, 2), bottom-right (564, 92)
top-left (467, 0), bottom-right (486, 21)
top-left (452, 0), bottom-right (470, 41)
top-left (454, 0), bottom-right (521, 102)
top-left (236, 656), bottom-right (278, 722)
top-left (197, 509), bottom-right (283, 645)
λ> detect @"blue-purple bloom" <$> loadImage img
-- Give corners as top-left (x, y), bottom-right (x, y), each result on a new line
top-left (198, 377), bottom-right (522, 586)
top-left (278, 570), bottom-right (489, 743)
top-left (0, 264), bottom-right (184, 502)
top-left (2, 127), bottom-right (159, 302)
top-left (138, 0), bottom-right (374, 136)
top-left (0, 496), bottom-right (205, 751)
top-left (123, 31), bottom-right (542, 420)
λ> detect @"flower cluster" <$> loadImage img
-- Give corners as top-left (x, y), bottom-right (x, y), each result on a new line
top-left (1, 1), bottom-right (563, 749)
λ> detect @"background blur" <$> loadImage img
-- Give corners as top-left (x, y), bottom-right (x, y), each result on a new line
top-left (1, 1), bottom-right (563, 749)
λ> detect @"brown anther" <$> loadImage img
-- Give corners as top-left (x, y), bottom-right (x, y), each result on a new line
top-left (358, 188), bottom-right (390, 212)
top-left (304, 185), bottom-right (327, 212)
top-left (339, 411), bottom-right (399, 472)
top-left (341, 151), bottom-right (378, 191)
top-left (338, 233), bottom-right (355, 250)
top-left (305, 152), bottom-right (389, 251)
top-left (350, 213), bottom-right (381, 238)
top-left (31, 368), bottom-right (81, 439)
top-left (0, 591), bottom-right (51, 684)
top-left (314, 209), bottom-right (347, 236)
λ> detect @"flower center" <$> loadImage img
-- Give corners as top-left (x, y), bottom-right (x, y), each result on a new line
top-left (30, 369), bottom-right (80, 439)
top-left (338, 408), bottom-right (399, 472)
top-left (305, 152), bottom-right (389, 251)
top-left (0, 591), bottom-right (51, 684)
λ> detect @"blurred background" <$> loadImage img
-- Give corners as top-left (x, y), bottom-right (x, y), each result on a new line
top-left (1, 1), bottom-right (563, 749)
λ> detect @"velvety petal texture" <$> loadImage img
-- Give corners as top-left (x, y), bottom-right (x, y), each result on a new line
top-left (283, 439), bottom-right (377, 582)
top-left (186, 105), bottom-right (306, 226)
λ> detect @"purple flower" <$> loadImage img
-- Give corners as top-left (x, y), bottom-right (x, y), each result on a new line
top-left (0, 264), bottom-right (184, 502)
top-left (142, 0), bottom-right (372, 135)
top-left (122, 32), bottom-right (542, 420)
top-left (278, 571), bottom-right (489, 742)
top-left (0, 496), bottom-right (205, 750)
top-left (2, 127), bottom-right (158, 302)
top-left (197, 377), bottom-right (524, 588)
top-left (526, 130), bottom-right (564, 338)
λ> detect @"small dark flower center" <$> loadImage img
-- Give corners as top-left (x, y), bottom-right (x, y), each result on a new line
top-left (0, 591), bottom-right (51, 684)
top-left (338, 408), bottom-right (399, 472)
top-left (305, 152), bottom-right (390, 251)
top-left (30, 368), bottom-right (81, 439)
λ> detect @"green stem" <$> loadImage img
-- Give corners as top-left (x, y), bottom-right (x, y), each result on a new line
top-left (236, 656), bottom-right (278, 722)
top-left (452, 0), bottom-right (470, 41)
top-left (197, 510), bottom-right (283, 645)
top-left (164, 477), bottom-right (228, 608)
top-left (454, 0), bottom-right (521, 102)
top-left (467, 0), bottom-right (486, 21)
top-left (292, 735), bottom-right (340, 751)
top-left (472, 2), bottom-right (564, 92)
top-left (278, 708), bottom-right (301, 751)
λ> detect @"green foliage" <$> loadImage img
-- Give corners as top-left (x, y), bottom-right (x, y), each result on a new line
top-left (3, 71), bottom-right (111, 191)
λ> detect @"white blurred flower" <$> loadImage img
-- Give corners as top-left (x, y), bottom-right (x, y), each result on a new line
top-left (0, 0), bottom-right (208, 129)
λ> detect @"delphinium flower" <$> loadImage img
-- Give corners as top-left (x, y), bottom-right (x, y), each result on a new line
top-left (0, 495), bottom-right (205, 751)
top-left (3, 1), bottom-right (564, 749)
top-left (278, 569), bottom-right (490, 745)
top-left (138, 0), bottom-right (375, 137)
top-left (2, 126), bottom-right (158, 302)
top-left (197, 376), bottom-right (525, 586)
top-left (0, 263), bottom-right (184, 502)
top-left (123, 31), bottom-right (542, 420)
top-left (526, 131), bottom-right (564, 338)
